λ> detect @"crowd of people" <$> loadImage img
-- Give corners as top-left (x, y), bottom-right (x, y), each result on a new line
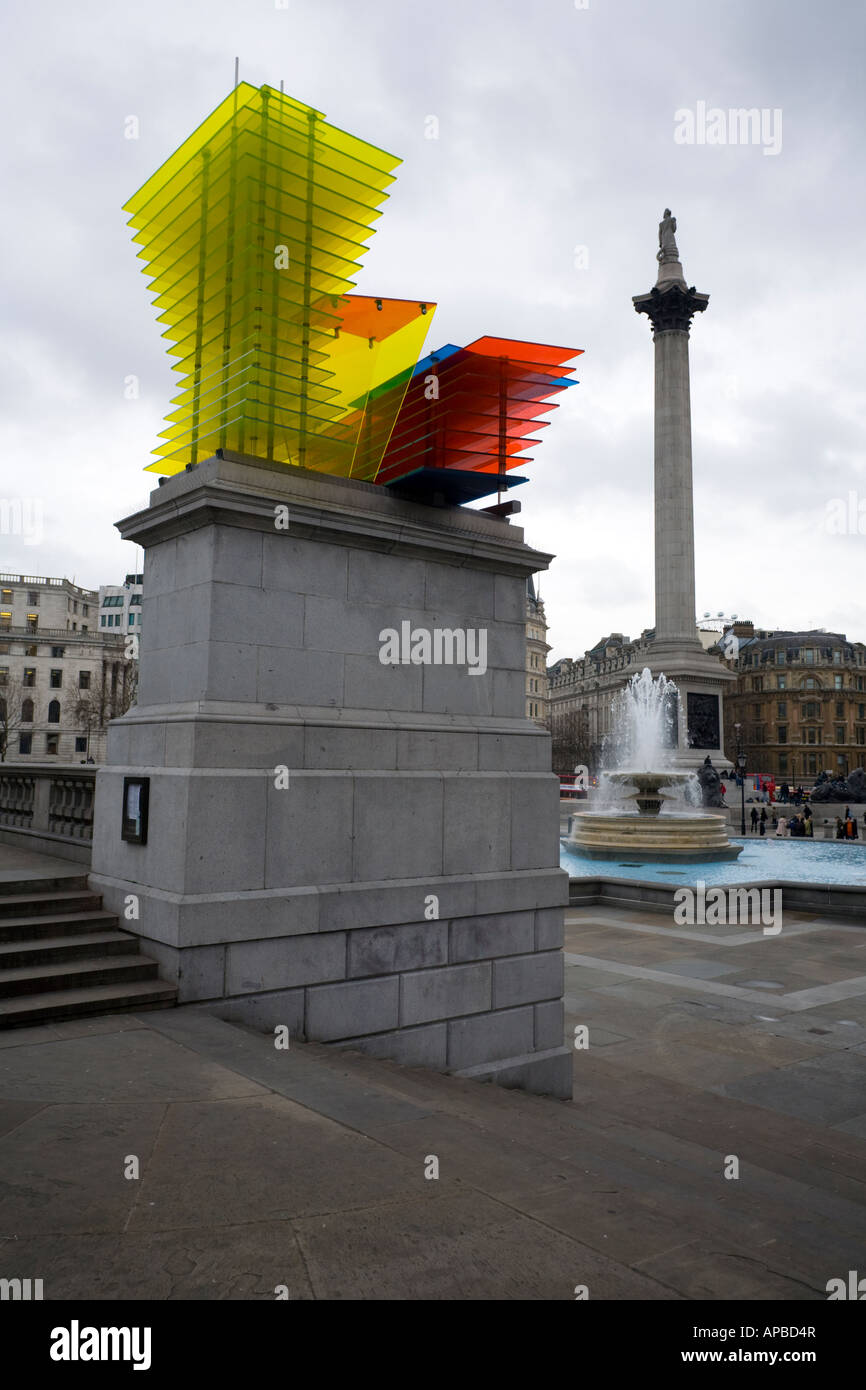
top-left (746, 802), bottom-right (864, 840)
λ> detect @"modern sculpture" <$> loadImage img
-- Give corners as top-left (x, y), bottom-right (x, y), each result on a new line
top-left (124, 82), bottom-right (582, 502)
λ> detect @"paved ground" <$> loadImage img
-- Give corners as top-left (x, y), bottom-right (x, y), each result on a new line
top-left (0, 844), bottom-right (84, 885)
top-left (1, 899), bottom-right (865, 1300)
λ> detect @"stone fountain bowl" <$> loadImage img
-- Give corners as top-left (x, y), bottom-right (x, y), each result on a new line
top-left (568, 768), bottom-right (743, 862)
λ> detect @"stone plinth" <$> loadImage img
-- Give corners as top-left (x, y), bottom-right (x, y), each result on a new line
top-left (89, 451), bottom-right (570, 1097)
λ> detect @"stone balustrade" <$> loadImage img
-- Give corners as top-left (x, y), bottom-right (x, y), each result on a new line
top-left (0, 763), bottom-right (96, 862)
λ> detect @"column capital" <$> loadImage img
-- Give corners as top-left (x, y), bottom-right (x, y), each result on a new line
top-left (633, 283), bottom-right (710, 336)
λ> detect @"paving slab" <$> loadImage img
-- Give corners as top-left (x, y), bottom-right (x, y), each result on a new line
top-left (1, 1224), bottom-right (316, 1300)
top-left (292, 1189), bottom-right (675, 1300)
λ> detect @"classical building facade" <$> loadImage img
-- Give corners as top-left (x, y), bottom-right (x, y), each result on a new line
top-left (721, 622), bottom-right (866, 782)
top-left (0, 573), bottom-right (137, 763)
top-left (548, 629), bottom-right (655, 772)
top-left (525, 575), bottom-right (550, 726)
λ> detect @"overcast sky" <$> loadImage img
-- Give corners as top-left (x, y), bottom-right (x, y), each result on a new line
top-left (2, 0), bottom-right (864, 662)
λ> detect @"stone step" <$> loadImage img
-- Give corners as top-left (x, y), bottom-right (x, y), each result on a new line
top-left (0, 910), bottom-right (119, 943)
top-left (0, 890), bottom-right (104, 919)
top-left (0, 954), bottom-right (160, 999)
top-left (0, 931), bottom-right (141, 969)
top-left (0, 978), bottom-right (177, 1027)
top-left (0, 874), bottom-right (89, 897)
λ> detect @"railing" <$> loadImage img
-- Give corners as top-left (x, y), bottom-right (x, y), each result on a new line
top-left (0, 626), bottom-right (127, 643)
top-left (0, 764), bottom-right (97, 852)
top-left (0, 574), bottom-right (97, 597)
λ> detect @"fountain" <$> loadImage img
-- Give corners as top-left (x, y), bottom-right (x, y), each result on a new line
top-left (568, 668), bottom-right (743, 862)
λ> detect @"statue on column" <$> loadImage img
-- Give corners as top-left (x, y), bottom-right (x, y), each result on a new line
top-left (657, 208), bottom-right (679, 264)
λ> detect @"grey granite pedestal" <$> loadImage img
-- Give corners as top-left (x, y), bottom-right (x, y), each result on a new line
top-left (89, 451), bottom-right (571, 1098)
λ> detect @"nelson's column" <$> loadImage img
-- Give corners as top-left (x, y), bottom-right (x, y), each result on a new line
top-left (633, 210), bottom-right (734, 769)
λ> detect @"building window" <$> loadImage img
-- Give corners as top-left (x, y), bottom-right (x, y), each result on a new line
top-left (75, 736), bottom-right (87, 753)
top-left (777, 725), bottom-right (787, 743)
top-left (835, 675), bottom-right (843, 690)
top-left (859, 704), bottom-right (865, 720)
top-left (23, 668), bottom-right (36, 687)
top-left (79, 671), bottom-right (90, 689)
top-left (752, 677), bottom-right (763, 692)
top-left (0, 667), bottom-right (6, 686)
top-left (777, 701), bottom-right (787, 718)
top-left (82, 604), bottom-right (89, 617)
top-left (0, 588), bottom-right (12, 601)
top-left (807, 729), bottom-right (816, 744)
top-left (777, 675), bottom-right (786, 690)
top-left (21, 698), bottom-right (34, 722)
top-left (25, 644), bottom-right (37, 657)
top-left (26, 614), bottom-right (38, 632)
top-left (100, 616), bottom-right (106, 627)
top-left (836, 726), bottom-right (845, 743)
top-left (858, 729), bottom-right (865, 746)
top-left (0, 612), bottom-right (11, 631)
top-left (18, 733), bottom-right (32, 755)
top-left (50, 669), bottom-right (62, 688)
top-left (752, 702), bottom-right (761, 717)
top-left (833, 649), bottom-right (841, 664)
top-left (779, 753), bottom-right (788, 772)
top-left (45, 733), bottom-right (59, 755)
top-left (776, 649), bottom-right (785, 664)
top-left (836, 701), bottom-right (845, 718)
top-left (804, 649), bottom-right (814, 664)
top-left (48, 699), bottom-right (61, 723)
top-left (27, 591), bottom-right (39, 606)
top-left (808, 754), bottom-right (817, 775)
top-left (51, 646), bottom-right (65, 658)
top-left (804, 678), bottom-right (815, 690)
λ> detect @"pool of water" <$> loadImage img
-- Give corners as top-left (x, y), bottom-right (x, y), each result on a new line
top-left (560, 837), bottom-right (866, 887)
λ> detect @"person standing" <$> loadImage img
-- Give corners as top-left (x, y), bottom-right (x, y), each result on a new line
top-left (775, 815), bottom-right (787, 837)
top-left (759, 808), bottom-right (767, 836)
top-left (836, 817), bottom-right (846, 840)
top-left (750, 807), bottom-right (759, 833)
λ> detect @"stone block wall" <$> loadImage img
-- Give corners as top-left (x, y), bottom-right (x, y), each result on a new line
top-left (90, 452), bottom-right (571, 1096)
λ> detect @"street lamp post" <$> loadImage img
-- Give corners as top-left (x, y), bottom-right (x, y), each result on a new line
top-left (734, 722), bottom-right (747, 836)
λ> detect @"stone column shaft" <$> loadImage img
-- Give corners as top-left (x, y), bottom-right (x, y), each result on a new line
top-left (654, 328), bottom-right (697, 643)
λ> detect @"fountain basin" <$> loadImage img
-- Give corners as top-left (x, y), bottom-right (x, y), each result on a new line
top-left (569, 809), bottom-right (744, 862)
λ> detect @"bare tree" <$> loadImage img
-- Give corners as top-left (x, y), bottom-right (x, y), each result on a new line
top-left (0, 674), bottom-right (32, 762)
top-left (550, 707), bottom-right (602, 777)
top-left (73, 694), bottom-right (102, 759)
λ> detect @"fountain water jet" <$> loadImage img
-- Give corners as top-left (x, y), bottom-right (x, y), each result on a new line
top-left (569, 668), bottom-right (742, 862)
